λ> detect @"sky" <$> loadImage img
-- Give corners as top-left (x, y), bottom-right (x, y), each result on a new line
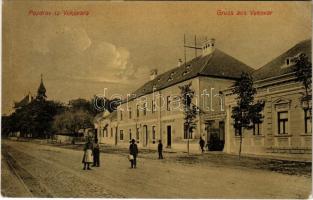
top-left (2, 1), bottom-right (311, 115)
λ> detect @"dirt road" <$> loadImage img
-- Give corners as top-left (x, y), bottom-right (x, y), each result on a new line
top-left (1, 140), bottom-right (311, 198)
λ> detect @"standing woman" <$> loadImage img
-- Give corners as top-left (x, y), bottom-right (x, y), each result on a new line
top-left (129, 139), bottom-right (138, 168)
top-left (82, 137), bottom-right (93, 170)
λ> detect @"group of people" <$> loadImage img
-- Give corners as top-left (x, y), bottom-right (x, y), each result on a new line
top-left (82, 138), bottom-right (165, 170)
top-left (82, 137), bottom-right (100, 170)
top-left (126, 139), bottom-right (164, 169)
top-left (82, 137), bottom-right (207, 170)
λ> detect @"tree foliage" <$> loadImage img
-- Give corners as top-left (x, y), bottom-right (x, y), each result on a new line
top-left (231, 72), bottom-right (264, 157)
top-left (293, 53), bottom-right (312, 113)
top-left (179, 83), bottom-right (199, 138)
top-left (179, 83), bottom-right (199, 154)
top-left (53, 109), bottom-right (93, 136)
top-left (3, 89), bottom-right (121, 139)
top-left (3, 99), bottom-right (65, 138)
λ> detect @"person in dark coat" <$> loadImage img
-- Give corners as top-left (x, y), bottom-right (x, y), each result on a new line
top-left (158, 140), bottom-right (163, 159)
top-left (199, 137), bottom-right (205, 153)
top-left (92, 138), bottom-right (100, 167)
top-left (129, 139), bottom-right (138, 168)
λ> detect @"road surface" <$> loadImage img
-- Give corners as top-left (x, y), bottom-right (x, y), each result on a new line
top-left (1, 140), bottom-right (312, 198)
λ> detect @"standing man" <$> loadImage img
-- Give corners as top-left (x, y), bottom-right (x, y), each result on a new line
top-left (129, 139), bottom-right (138, 168)
top-left (92, 138), bottom-right (100, 167)
top-left (199, 137), bottom-right (205, 153)
top-left (158, 140), bottom-right (163, 159)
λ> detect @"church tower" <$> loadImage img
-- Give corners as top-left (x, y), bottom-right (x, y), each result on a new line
top-left (36, 74), bottom-right (47, 100)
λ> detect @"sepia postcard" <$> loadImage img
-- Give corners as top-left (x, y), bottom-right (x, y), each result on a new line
top-left (1, 0), bottom-right (312, 198)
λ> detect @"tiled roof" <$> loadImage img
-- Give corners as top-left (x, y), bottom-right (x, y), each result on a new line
top-left (253, 39), bottom-right (312, 81)
top-left (131, 49), bottom-right (253, 99)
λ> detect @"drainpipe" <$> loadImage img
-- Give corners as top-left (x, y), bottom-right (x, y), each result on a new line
top-left (158, 90), bottom-right (162, 142)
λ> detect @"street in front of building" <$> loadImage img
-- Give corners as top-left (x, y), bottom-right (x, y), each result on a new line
top-left (1, 140), bottom-right (311, 198)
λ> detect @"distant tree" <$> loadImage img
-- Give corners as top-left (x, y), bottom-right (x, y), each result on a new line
top-left (69, 98), bottom-right (93, 113)
top-left (231, 72), bottom-right (264, 158)
top-left (293, 53), bottom-right (312, 116)
top-left (69, 97), bottom-right (121, 116)
top-left (1, 115), bottom-right (13, 137)
top-left (91, 96), bottom-right (121, 113)
top-left (179, 82), bottom-right (199, 155)
top-left (53, 109), bottom-right (93, 137)
top-left (10, 100), bottom-right (64, 138)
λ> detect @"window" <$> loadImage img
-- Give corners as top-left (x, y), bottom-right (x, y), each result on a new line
top-left (111, 128), bottom-right (113, 137)
top-left (152, 100), bottom-right (156, 113)
top-left (305, 109), bottom-right (311, 134)
top-left (136, 128), bottom-right (140, 140)
top-left (167, 96), bottom-right (171, 111)
top-left (253, 122), bottom-right (262, 135)
top-left (182, 65), bottom-right (191, 76)
top-left (168, 72), bottom-right (174, 81)
top-left (143, 103), bottom-right (147, 116)
top-left (235, 127), bottom-right (241, 136)
top-left (282, 57), bottom-right (295, 68)
top-left (105, 128), bottom-right (108, 137)
top-left (129, 107), bottom-right (132, 119)
top-left (278, 111), bottom-right (288, 134)
top-left (120, 111), bottom-right (123, 120)
top-left (136, 105), bottom-right (139, 118)
top-left (152, 126), bottom-right (156, 141)
top-left (120, 130), bottom-right (124, 140)
top-left (129, 129), bottom-right (132, 140)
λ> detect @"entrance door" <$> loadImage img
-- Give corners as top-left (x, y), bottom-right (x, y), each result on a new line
top-left (206, 121), bottom-right (225, 151)
top-left (143, 125), bottom-right (148, 147)
top-left (218, 121), bottom-right (225, 150)
top-left (115, 127), bottom-right (118, 146)
top-left (167, 126), bottom-right (172, 147)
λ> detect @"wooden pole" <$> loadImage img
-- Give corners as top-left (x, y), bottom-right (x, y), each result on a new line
top-left (184, 34), bottom-right (187, 66)
top-left (194, 35), bottom-right (197, 58)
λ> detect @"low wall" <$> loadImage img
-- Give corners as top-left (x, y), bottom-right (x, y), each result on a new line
top-left (54, 135), bottom-right (86, 144)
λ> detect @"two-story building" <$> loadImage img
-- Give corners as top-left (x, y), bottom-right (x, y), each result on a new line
top-left (102, 39), bottom-right (253, 152)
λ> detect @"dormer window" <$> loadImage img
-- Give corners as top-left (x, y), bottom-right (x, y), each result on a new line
top-left (202, 38), bottom-right (216, 56)
top-left (168, 72), bottom-right (175, 81)
top-left (282, 56), bottom-right (296, 69)
top-left (182, 65), bottom-right (191, 76)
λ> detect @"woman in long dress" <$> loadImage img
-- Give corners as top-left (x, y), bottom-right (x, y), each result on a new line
top-left (82, 138), bottom-right (93, 170)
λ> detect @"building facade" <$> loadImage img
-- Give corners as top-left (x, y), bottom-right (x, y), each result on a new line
top-left (96, 39), bottom-right (253, 152)
top-left (224, 39), bottom-right (312, 157)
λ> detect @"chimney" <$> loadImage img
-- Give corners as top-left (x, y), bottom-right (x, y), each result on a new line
top-left (202, 38), bottom-right (216, 56)
top-left (150, 69), bottom-right (158, 80)
top-left (178, 59), bottom-right (183, 67)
